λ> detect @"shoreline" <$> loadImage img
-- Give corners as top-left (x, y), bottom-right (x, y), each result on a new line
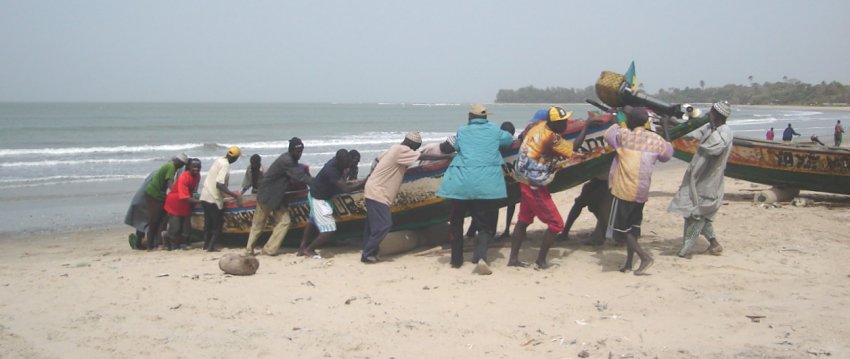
top-left (2, 159), bottom-right (849, 357)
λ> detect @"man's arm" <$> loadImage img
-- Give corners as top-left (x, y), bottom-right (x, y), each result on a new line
top-left (418, 153), bottom-right (453, 162)
top-left (335, 176), bottom-right (366, 193)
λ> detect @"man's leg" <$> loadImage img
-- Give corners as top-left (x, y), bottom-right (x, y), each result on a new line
top-left (629, 229), bottom-right (654, 275)
top-left (361, 199), bottom-right (391, 262)
top-left (557, 201), bottom-right (584, 241)
top-left (499, 204), bottom-right (515, 239)
top-left (206, 205), bottom-right (224, 252)
top-left (297, 223), bottom-right (316, 256)
top-left (531, 186), bottom-right (564, 268)
top-left (245, 203), bottom-right (271, 255)
top-left (508, 221), bottom-right (529, 267)
top-left (508, 184), bottom-right (535, 267)
top-left (202, 201), bottom-right (217, 251)
top-left (678, 216), bottom-right (705, 258)
top-left (702, 219), bottom-right (723, 255)
top-left (144, 194), bottom-right (165, 250)
top-left (262, 210), bottom-right (291, 255)
top-left (448, 199), bottom-right (469, 268)
top-left (470, 200), bottom-right (497, 264)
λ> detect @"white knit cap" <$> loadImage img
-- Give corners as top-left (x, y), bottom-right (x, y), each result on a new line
top-left (404, 131), bottom-right (422, 144)
top-left (712, 101), bottom-right (732, 118)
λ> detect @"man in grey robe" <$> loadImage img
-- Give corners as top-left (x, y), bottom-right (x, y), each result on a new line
top-left (668, 101), bottom-right (733, 258)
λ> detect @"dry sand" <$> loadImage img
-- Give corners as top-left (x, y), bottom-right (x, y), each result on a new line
top-left (1, 161), bottom-right (849, 358)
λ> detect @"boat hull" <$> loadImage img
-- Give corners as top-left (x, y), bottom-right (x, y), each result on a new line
top-left (192, 115), bottom-right (710, 245)
top-left (672, 136), bottom-right (850, 195)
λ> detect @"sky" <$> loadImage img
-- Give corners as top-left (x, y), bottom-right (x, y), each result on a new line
top-left (1, 0), bottom-right (849, 103)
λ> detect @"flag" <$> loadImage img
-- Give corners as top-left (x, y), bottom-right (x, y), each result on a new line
top-left (624, 61), bottom-right (638, 93)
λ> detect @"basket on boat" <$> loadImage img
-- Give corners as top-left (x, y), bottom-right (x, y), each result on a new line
top-left (595, 71), bottom-right (626, 108)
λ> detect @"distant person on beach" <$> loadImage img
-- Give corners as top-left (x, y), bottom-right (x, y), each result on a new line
top-left (346, 149), bottom-right (361, 181)
top-left (508, 107), bottom-right (596, 269)
top-left (241, 154), bottom-right (265, 194)
top-left (142, 153), bottom-right (188, 250)
top-left (556, 174), bottom-right (612, 245)
top-left (669, 101), bottom-right (734, 258)
top-left (810, 134), bottom-right (826, 146)
top-left (163, 158), bottom-right (201, 250)
top-left (361, 132), bottom-right (451, 264)
top-left (437, 104), bottom-right (512, 275)
top-left (466, 121), bottom-right (517, 240)
top-left (782, 123), bottom-right (800, 142)
top-left (604, 106), bottom-right (672, 275)
top-left (765, 127), bottom-right (774, 141)
top-left (245, 138), bottom-right (312, 256)
top-left (200, 146), bottom-right (242, 252)
top-left (298, 149), bottom-right (366, 258)
top-left (835, 120), bottom-right (845, 147)
top-left (418, 135), bottom-right (456, 167)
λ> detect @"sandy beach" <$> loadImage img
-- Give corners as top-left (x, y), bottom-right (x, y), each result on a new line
top-left (1, 161), bottom-right (849, 358)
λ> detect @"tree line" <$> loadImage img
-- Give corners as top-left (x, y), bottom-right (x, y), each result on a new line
top-left (495, 79), bottom-right (850, 106)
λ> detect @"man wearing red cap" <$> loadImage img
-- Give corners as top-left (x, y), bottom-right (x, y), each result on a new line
top-left (508, 106), bottom-right (596, 269)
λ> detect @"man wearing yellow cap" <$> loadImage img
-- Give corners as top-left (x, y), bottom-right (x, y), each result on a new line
top-left (509, 106), bottom-right (596, 269)
top-left (200, 146), bottom-right (242, 251)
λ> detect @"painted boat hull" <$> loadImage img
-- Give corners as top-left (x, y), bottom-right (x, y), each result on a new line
top-left (672, 136), bottom-right (850, 195)
top-left (192, 115), bottom-right (710, 245)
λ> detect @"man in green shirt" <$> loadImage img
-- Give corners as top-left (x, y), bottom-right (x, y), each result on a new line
top-left (143, 153), bottom-right (188, 250)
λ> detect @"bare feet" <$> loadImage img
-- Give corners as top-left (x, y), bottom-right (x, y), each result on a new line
top-left (619, 264), bottom-right (633, 273)
top-left (535, 260), bottom-right (557, 270)
top-left (507, 260), bottom-right (529, 268)
top-left (707, 242), bottom-right (723, 255)
top-left (556, 232), bottom-right (570, 242)
top-left (634, 258), bottom-right (654, 276)
top-left (296, 249), bottom-right (316, 257)
top-left (474, 261), bottom-right (492, 275)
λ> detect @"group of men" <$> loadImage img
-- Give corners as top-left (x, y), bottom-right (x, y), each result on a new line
top-left (126, 101), bottom-right (736, 276)
top-left (766, 120), bottom-right (843, 147)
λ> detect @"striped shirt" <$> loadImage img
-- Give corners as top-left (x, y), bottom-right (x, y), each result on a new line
top-left (605, 126), bottom-right (673, 203)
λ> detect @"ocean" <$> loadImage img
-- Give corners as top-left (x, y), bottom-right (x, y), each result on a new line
top-left (1, 102), bottom-right (848, 236)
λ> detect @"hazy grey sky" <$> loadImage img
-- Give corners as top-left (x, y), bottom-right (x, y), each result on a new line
top-left (2, 0), bottom-right (849, 103)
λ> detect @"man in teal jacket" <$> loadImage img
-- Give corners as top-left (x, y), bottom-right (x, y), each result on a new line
top-left (437, 104), bottom-right (513, 275)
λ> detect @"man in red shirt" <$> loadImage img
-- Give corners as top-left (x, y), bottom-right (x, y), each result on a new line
top-left (163, 158), bottom-right (202, 250)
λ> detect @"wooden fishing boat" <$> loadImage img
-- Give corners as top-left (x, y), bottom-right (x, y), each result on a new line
top-left (672, 136), bottom-right (850, 195)
top-left (190, 114), bottom-right (710, 244)
top-left (190, 64), bottom-right (710, 245)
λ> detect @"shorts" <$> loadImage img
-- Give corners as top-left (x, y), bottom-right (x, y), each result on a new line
top-left (517, 183), bottom-right (564, 233)
top-left (608, 197), bottom-right (644, 240)
top-left (308, 194), bottom-right (336, 233)
top-left (166, 215), bottom-right (191, 239)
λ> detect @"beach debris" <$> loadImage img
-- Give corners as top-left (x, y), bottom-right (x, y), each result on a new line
top-left (520, 338), bottom-right (541, 347)
top-left (169, 303), bottom-right (182, 310)
top-left (578, 349), bottom-right (590, 358)
top-left (806, 348), bottom-right (831, 356)
top-left (746, 315), bottom-right (766, 323)
top-left (156, 273), bottom-right (169, 277)
top-left (218, 253), bottom-right (259, 276)
top-left (75, 262), bottom-right (90, 268)
top-left (345, 297), bottom-right (357, 305)
top-left (595, 300), bottom-right (608, 311)
top-left (791, 197), bottom-right (812, 207)
top-left (575, 319), bottom-right (588, 326)
top-left (301, 280), bottom-right (315, 287)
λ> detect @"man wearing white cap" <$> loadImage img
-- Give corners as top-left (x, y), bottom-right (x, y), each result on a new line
top-left (417, 135), bottom-right (456, 167)
top-left (668, 101), bottom-right (734, 258)
top-left (361, 132), bottom-right (451, 263)
top-left (141, 152), bottom-right (188, 250)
